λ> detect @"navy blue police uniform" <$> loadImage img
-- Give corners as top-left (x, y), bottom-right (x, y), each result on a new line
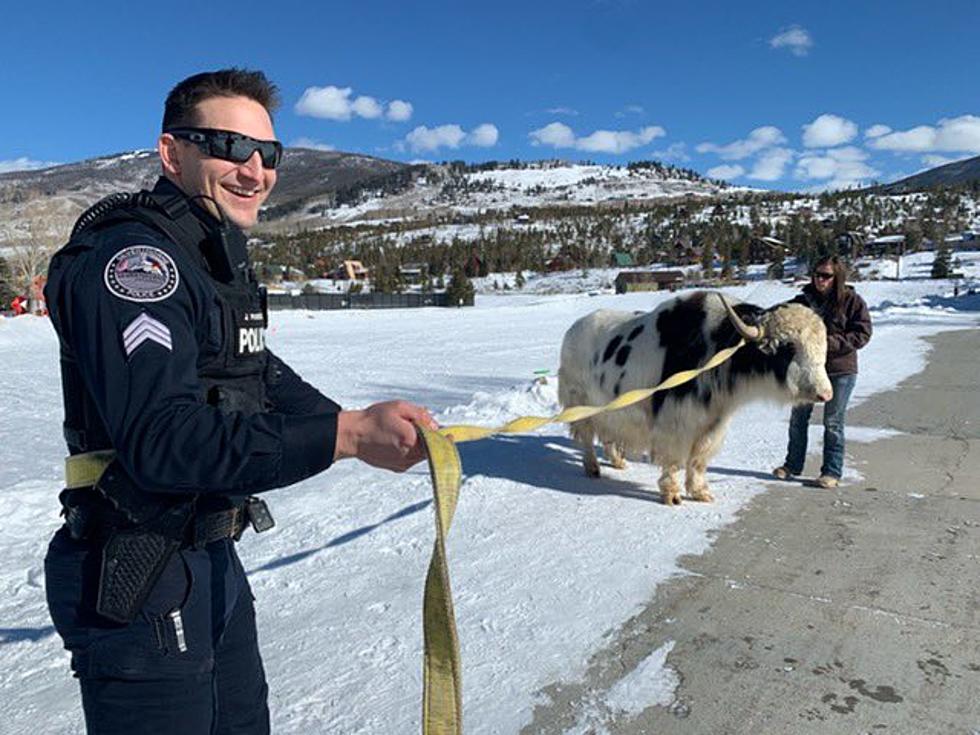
top-left (44, 177), bottom-right (340, 734)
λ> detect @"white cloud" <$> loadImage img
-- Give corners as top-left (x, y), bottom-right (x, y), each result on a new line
top-left (295, 86), bottom-right (357, 120)
top-left (867, 115), bottom-right (980, 154)
top-left (795, 146), bottom-right (879, 189)
top-left (0, 157), bottom-right (59, 174)
top-left (769, 25), bottom-right (813, 57)
top-left (864, 124), bottom-right (891, 139)
top-left (748, 147), bottom-right (794, 181)
top-left (529, 122), bottom-right (666, 154)
top-left (402, 123), bottom-right (498, 153)
top-left (290, 137), bottom-right (335, 152)
top-left (577, 127), bottom-right (666, 154)
top-left (295, 85), bottom-right (412, 123)
top-left (351, 96), bottom-right (383, 120)
top-left (696, 126), bottom-right (787, 160)
top-left (802, 114), bottom-right (858, 148)
top-left (467, 123), bottom-right (499, 148)
top-left (529, 122), bottom-right (576, 148)
top-left (405, 125), bottom-right (466, 152)
top-left (546, 107), bottom-right (579, 116)
top-left (651, 142), bottom-right (690, 162)
top-left (386, 100), bottom-right (413, 122)
top-left (706, 164), bottom-right (745, 180)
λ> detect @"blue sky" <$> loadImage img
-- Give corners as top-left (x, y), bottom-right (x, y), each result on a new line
top-left (1, 0), bottom-right (977, 191)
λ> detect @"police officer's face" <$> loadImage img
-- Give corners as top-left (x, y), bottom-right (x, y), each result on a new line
top-left (160, 95), bottom-right (277, 229)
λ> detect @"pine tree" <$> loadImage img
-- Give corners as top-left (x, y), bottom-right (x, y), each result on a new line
top-left (720, 241), bottom-right (733, 280)
top-left (700, 240), bottom-right (714, 278)
top-left (931, 243), bottom-right (952, 279)
top-left (446, 268), bottom-right (474, 306)
top-left (0, 255), bottom-right (16, 308)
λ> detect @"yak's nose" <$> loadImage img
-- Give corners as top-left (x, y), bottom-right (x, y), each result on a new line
top-left (816, 388), bottom-right (834, 403)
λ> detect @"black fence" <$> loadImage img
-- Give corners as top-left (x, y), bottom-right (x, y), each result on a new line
top-left (266, 291), bottom-right (469, 311)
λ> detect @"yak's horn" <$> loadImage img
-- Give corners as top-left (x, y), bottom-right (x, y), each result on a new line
top-left (718, 293), bottom-right (763, 341)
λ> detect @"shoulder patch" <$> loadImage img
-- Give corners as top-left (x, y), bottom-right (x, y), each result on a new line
top-left (104, 245), bottom-right (179, 302)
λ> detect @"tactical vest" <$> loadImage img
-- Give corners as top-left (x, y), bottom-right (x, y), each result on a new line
top-left (55, 183), bottom-right (269, 519)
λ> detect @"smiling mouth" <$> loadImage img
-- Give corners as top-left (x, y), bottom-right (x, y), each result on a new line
top-left (223, 184), bottom-right (262, 199)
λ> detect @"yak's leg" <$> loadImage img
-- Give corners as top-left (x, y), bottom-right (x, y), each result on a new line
top-left (685, 418), bottom-right (729, 503)
top-left (603, 442), bottom-right (627, 470)
top-left (571, 420), bottom-right (600, 478)
top-left (658, 462), bottom-right (683, 506)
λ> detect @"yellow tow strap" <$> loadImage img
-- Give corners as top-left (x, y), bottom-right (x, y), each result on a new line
top-left (415, 338), bottom-right (746, 735)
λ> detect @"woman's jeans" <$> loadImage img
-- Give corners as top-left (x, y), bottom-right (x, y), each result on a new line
top-left (784, 373), bottom-right (857, 479)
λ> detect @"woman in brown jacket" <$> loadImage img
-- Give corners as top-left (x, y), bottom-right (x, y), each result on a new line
top-left (773, 255), bottom-right (873, 487)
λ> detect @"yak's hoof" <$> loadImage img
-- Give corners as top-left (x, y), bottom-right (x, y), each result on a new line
top-left (689, 484), bottom-right (715, 502)
top-left (662, 492), bottom-right (683, 506)
top-left (584, 462), bottom-right (600, 478)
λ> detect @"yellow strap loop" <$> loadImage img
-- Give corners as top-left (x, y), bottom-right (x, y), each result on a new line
top-left (417, 338), bottom-right (745, 734)
top-left (417, 425), bottom-right (464, 735)
top-left (64, 450), bottom-right (116, 489)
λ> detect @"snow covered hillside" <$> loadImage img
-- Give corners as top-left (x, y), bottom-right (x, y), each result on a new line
top-left (1, 276), bottom-right (978, 734)
top-left (277, 160), bottom-right (729, 230)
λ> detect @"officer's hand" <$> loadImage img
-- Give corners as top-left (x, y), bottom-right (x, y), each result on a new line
top-left (335, 401), bottom-right (438, 472)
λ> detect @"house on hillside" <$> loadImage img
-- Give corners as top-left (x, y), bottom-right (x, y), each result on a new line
top-left (749, 236), bottom-right (785, 263)
top-left (256, 264), bottom-right (305, 284)
top-left (545, 244), bottom-right (584, 272)
top-left (836, 231), bottom-right (866, 260)
top-left (866, 235), bottom-right (905, 256)
top-left (331, 260), bottom-right (370, 281)
top-left (614, 270), bottom-right (685, 294)
top-left (941, 233), bottom-right (979, 252)
top-left (463, 252), bottom-right (485, 278)
top-left (398, 262), bottom-right (429, 286)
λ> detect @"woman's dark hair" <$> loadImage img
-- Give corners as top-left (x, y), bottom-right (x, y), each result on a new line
top-left (162, 69), bottom-right (280, 131)
top-left (811, 255), bottom-right (848, 316)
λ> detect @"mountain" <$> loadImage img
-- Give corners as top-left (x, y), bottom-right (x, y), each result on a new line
top-left (0, 148), bottom-right (408, 244)
top-left (0, 152), bottom-right (727, 245)
top-left (876, 154), bottom-right (980, 194)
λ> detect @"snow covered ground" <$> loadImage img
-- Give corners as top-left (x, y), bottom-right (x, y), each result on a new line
top-left (1, 265), bottom-right (978, 734)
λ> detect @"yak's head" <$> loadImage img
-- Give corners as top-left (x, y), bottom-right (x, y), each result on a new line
top-left (719, 295), bottom-right (833, 403)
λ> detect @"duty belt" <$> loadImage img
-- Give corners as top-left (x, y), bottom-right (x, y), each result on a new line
top-left (63, 451), bottom-right (275, 546)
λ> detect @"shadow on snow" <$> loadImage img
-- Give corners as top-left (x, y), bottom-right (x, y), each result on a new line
top-left (246, 498), bottom-right (433, 575)
top-left (0, 626), bottom-right (56, 645)
top-left (247, 436), bottom-right (779, 575)
top-left (457, 434), bottom-right (666, 504)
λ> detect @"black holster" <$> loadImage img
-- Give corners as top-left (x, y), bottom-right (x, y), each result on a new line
top-left (96, 504), bottom-right (194, 624)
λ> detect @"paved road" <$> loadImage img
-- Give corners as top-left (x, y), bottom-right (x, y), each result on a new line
top-left (524, 328), bottom-right (980, 735)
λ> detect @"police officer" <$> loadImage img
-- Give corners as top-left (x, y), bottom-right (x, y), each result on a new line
top-left (44, 69), bottom-right (436, 734)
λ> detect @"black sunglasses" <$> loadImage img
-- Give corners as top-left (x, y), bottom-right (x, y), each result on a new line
top-left (813, 271), bottom-right (835, 280)
top-left (166, 127), bottom-right (283, 170)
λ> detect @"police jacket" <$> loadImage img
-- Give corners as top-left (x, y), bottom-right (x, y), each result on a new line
top-left (46, 177), bottom-right (341, 509)
top-left (791, 283), bottom-right (872, 376)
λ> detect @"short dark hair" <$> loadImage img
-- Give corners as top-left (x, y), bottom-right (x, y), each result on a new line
top-left (162, 68), bottom-right (281, 131)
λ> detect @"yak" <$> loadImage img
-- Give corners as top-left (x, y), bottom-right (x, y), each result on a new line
top-left (558, 291), bottom-right (832, 505)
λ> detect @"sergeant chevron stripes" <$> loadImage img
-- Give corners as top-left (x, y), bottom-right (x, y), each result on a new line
top-left (122, 313), bottom-right (172, 357)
